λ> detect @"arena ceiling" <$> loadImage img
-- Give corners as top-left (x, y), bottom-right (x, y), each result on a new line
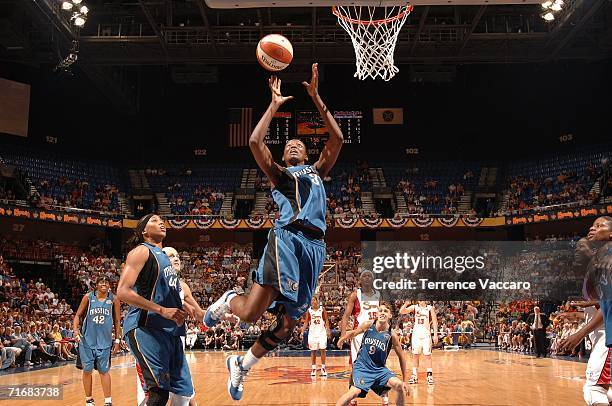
top-left (1, 0), bottom-right (610, 113)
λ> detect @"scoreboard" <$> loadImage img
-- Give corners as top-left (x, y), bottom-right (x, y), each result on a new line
top-left (264, 110), bottom-right (362, 146)
top-left (265, 111), bottom-right (292, 145)
top-left (334, 111), bottom-right (362, 144)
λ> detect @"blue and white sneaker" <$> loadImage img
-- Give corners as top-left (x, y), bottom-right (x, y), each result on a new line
top-left (204, 290), bottom-right (237, 328)
top-left (226, 355), bottom-right (249, 401)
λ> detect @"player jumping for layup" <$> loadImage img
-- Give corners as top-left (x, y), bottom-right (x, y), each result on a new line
top-left (400, 300), bottom-right (438, 385)
top-left (336, 302), bottom-right (409, 406)
top-left (117, 214), bottom-right (194, 406)
top-left (73, 277), bottom-right (122, 406)
top-left (204, 63), bottom-right (343, 401)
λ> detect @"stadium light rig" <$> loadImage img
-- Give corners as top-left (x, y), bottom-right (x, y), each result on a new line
top-left (59, 0), bottom-right (89, 28)
top-left (541, 0), bottom-right (564, 21)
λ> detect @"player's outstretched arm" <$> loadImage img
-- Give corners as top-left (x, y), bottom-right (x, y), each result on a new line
top-left (337, 320), bottom-right (373, 347)
top-left (181, 281), bottom-right (205, 322)
top-left (323, 308), bottom-right (331, 338)
top-left (392, 331), bottom-right (408, 381)
top-left (557, 311), bottom-right (586, 322)
top-left (558, 308), bottom-right (603, 353)
top-left (430, 307), bottom-right (439, 344)
top-left (249, 76), bottom-right (292, 187)
top-left (111, 297), bottom-right (122, 353)
top-left (117, 245), bottom-right (186, 326)
top-left (72, 294), bottom-right (90, 342)
top-left (340, 292), bottom-right (356, 338)
top-left (399, 302), bottom-right (414, 315)
top-left (304, 63), bottom-right (343, 179)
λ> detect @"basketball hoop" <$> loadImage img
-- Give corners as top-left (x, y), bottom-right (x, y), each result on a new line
top-left (332, 4), bottom-right (413, 81)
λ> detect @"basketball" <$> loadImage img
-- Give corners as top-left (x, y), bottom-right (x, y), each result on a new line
top-left (256, 34), bottom-right (293, 71)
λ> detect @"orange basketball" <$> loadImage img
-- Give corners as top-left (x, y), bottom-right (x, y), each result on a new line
top-left (256, 34), bottom-right (293, 72)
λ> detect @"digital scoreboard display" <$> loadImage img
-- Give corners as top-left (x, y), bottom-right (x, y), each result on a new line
top-left (334, 110), bottom-right (362, 144)
top-left (264, 110), bottom-right (362, 147)
top-left (296, 110), bottom-right (362, 145)
top-left (265, 111), bottom-right (292, 145)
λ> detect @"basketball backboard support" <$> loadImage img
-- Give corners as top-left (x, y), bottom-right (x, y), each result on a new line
top-left (206, 0), bottom-right (542, 7)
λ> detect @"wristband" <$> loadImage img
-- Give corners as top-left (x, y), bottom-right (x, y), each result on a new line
top-left (114, 339), bottom-right (120, 344)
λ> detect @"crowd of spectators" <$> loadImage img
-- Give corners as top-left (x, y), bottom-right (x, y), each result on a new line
top-left (0, 256), bottom-right (77, 370)
top-left (0, 184), bottom-right (16, 203)
top-left (0, 233), bottom-right (601, 370)
top-left (167, 182), bottom-right (225, 216)
top-left (490, 300), bottom-right (597, 358)
top-left (504, 164), bottom-right (601, 215)
top-left (326, 163), bottom-right (370, 217)
top-left (29, 178), bottom-right (121, 214)
top-left (396, 177), bottom-right (466, 215)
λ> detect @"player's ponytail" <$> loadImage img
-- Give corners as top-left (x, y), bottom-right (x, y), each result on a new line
top-left (127, 213), bottom-right (155, 247)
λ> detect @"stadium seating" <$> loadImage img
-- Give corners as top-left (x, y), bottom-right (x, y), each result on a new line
top-left (144, 164), bottom-right (242, 215)
top-left (1, 143), bottom-right (609, 217)
top-left (0, 145), bottom-right (124, 214)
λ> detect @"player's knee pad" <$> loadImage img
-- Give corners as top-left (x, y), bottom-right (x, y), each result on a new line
top-left (168, 392), bottom-right (194, 406)
top-left (257, 329), bottom-right (284, 351)
top-left (583, 384), bottom-right (609, 406)
top-left (147, 387), bottom-right (170, 406)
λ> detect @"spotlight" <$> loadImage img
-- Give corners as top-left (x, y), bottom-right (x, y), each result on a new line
top-left (551, 0), bottom-right (563, 10)
top-left (80, 5), bottom-right (88, 14)
top-left (541, 0), bottom-right (552, 8)
top-left (74, 16), bottom-right (86, 27)
top-left (542, 11), bottom-right (555, 21)
top-left (61, 1), bottom-right (73, 10)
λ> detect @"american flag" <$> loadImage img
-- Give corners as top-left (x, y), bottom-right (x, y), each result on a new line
top-left (228, 107), bottom-right (253, 147)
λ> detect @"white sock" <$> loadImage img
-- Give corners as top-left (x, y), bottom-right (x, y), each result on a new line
top-left (241, 349), bottom-right (260, 370)
top-left (427, 368), bottom-right (432, 373)
top-left (412, 367), bottom-right (417, 375)
top-left (104, 397), bottom-right (112, 403)
top-left (86, 397), bottom-right (93, 401)
top-left (312, 364), bottom-right (317, 369)
top-left (321, 364), bottom-right (325, 369)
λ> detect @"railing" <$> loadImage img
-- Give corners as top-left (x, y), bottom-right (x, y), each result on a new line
top-left (87, 22), bottom-right (546, 44)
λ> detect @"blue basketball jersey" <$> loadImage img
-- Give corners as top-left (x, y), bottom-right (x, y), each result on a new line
top-left (81, 291), bottom-right (114, 350)
top-left (272, 164), bottom-right (327, 235)
top-left (123, 243), bottom-right (185, 337)
top-left (355, 324), bottom-right (393, 370)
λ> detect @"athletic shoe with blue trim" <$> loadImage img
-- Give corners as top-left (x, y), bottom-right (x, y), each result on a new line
top-left (204, 290), bottom-right (237, 328)
top-left (226, 355), bottom-right (249, 401)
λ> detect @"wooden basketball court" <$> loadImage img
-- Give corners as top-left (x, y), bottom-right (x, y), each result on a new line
top-left (0, 349), bottom-right (585, 405)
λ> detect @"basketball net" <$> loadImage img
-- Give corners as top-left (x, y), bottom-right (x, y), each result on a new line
top-left (333, 4), bottom-right (413, 81)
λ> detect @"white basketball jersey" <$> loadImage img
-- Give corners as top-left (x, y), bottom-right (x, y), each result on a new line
top-left (353, 288), bottom-right (381, 328)
top-left (585, 306), bottom-right (605, 343)
top-left (413, 304), bottom-right (432, 338)
top-left (309, 307), bottom-right (325, 335)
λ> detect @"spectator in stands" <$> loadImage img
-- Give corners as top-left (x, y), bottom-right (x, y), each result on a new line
top-left (186, 323), bottom-right (199, 350)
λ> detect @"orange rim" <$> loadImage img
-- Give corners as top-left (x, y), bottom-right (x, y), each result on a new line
top-left (332, 4), bottom-right (413, 26)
